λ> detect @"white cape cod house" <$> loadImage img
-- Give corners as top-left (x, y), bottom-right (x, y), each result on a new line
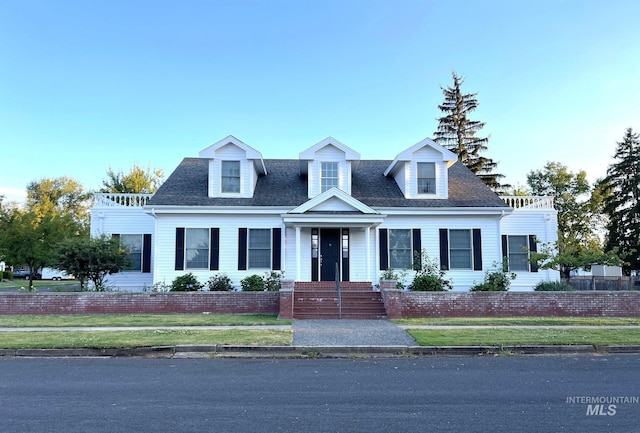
top-left (90, 136), bottom-right (559, 291)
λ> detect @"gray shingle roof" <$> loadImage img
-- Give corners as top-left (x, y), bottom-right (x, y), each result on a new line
top-left (148, 158), bottom-right (507, 208)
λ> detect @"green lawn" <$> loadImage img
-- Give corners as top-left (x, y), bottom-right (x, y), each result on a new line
top-left (407, 328), bottom-right (640, 346)
top-left (0, 328), bottom-right (292, 349)
top-left (394, 317), bottom-right (640, 326)
top-left (0, 313), bottom-right (291, 327)
top-left (0, 280), bottom-right (80, 291)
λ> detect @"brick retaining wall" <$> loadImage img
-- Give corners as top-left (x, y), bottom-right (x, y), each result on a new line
top-left (0, 292), bottom-right (280, 315)
top-left (391, 291), bottom-right (640, 317)
top-left (3, 290), bottom-right (639, 318)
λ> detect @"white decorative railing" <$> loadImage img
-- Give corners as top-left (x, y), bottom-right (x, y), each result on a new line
top-left (93, 193), bottom-right (153, 207)
top-left (501, 196), bottom-right (554, 209)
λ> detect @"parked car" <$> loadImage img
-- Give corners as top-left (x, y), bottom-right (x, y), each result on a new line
top-left (12, 269), bottom-right (41, 280)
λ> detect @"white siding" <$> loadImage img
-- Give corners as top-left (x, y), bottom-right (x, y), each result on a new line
top-left (306, 144), bottom-right (352, 197)
top-left (206, 144), bottom-right (258, 198)
top-left (90, 207), bottom-right (155, 291)
top-left (374, 214), bottom-right (502, 291)
top-left (500, 209), bottom-right (560, 290)
top-left (393, 166), bottom-right (407, 196)
top-left (391, 160), bottom-right (448, 199)
top-left (154, 213), bottom-right (285, 289)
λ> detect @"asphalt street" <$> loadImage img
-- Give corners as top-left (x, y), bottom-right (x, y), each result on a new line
top-left (2, 355), bottom-right (639, 433)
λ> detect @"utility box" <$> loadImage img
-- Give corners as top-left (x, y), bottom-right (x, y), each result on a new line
top-left (591, 265), bottom-right (622, 277)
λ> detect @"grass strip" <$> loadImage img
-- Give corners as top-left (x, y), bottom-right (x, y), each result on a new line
top-left (394, 317), bottom-right (640, 326)
top-left (0, 329), bottom-right (292, 349)
top-left (0, 314), bottom-right (290, 327)
top-left (0, 280), bottom-right (79, 290)
top-left (407, 328), bottom-right (640, 346)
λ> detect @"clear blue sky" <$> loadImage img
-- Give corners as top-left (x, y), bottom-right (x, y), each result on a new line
top-left (2, 0), bottom-right (639, 202)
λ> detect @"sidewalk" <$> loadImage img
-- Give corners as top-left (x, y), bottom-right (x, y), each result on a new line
top-left (1, 320), bottom-right (640, 358)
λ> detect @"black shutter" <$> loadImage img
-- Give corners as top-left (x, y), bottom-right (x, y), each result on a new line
top-left (439, 229), bottom-right (449, 270)
top-left (472, 229), bottom-right (482, 271)
top-left (238, 228), bottom-right (247, 270)
top-left (111, 234), bottom-right (120, 274)
top-left (272, 228), bottom-right (281, 271)
top-left (501, 235), bottom-right (509, 271)
top-left (412, 228), bottom-right (421, 269)
top-left (379, 229), bottom-right (388, 270)
top-left (142, 234), bottom-right (152, 273)
top-left (175, 228), bottom-right (185, 271)
top-left (529, 235), bottom-right (539, 272)
top-left (210, 228), bottom-right (219, 271)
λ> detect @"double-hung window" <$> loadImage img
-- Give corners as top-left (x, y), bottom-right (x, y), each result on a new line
top-left (449, 229), bottom-right (472, 269)
top-left (388, 229), bottom-right (412, 269)
top-left (248, 228), bottom-right (271, 268)
top-left (321, 162), bottom-right (339, 192)
top-left (417, 162), bottom-right (436, 194)
top-left (185, 228), bottom-right (210, 269)
top-left (505, 235), bottom-right (530, 271)
top-left (221, 161), bottom-right (240, 193)
top-left (120, 234), bottom-right (143, 271)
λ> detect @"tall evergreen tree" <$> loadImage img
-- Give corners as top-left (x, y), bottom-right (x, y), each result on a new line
top-left (602, 128), bottom-right (640, 273)
top-left (433, 71), bottom-right (506, 191)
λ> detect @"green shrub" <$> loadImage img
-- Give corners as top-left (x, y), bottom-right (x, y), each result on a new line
top-left (409, 250), bottom-right (452, 291)
top-left (148, 281), bottom-right (171, 292)
top-left (263, 271), bottom-right (284, 291)
top-left (170, 273), bottom-right (204, 291)
top-left (240, 274), bottom-right (265, 291)
top-left (534, 280), bottom-right (574, 291)
top-left (207, 273), bottom-right (234, 291)
top-left (378, 268), bottom-right (408, 290)
top-left (411, 274), bottom-right (447, 291)
top-left (470, 260), bottom-right (516, 292)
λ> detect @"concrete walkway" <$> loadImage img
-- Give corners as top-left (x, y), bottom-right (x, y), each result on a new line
top-left (292, 319), bottom-right (416, 346)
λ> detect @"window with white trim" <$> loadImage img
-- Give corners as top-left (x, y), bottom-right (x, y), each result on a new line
top-left (221, 160), bottom-right (240, 193)
top-left (321, 162), bottom-right (339, 192)
top-left (185, 228), bottom-right (210, 269)
top-left (389, 229), bottom-right (412, 269)
top-left (249, 228), bottom-right (271, 268)
top-left (417, 162), bottom-right (436, 194)
top-left (449, 229), bottom-right (472, 269)
top-left (121, 234), bottom-right (142, 271)
top-left (506, 235), bottom-right (529, 271)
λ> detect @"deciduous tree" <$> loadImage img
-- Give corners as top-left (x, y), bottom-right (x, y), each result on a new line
top-left (26, 176), bottom-right (92, 230)
top-left (0, 207), bottom-right (70, 288)
top-left (54, 234), bottom-right (130, 290)
top-left (527, 161), bottom-right (613, 278)
top-left (100, 164), bottom-right (164, 194)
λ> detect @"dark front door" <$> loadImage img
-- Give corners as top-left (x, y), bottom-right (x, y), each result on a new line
top-left (320, 228), bottom-right (340, 281)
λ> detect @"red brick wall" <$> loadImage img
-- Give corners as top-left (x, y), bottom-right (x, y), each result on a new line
top-left (0, 292), bottom-right (280, 315)
top-left (398, 291), bottom-right (640, 317)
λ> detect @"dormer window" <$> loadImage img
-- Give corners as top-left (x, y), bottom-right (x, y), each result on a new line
top-left (321, 162), bottom-right (339, 192)
top-left (221, 161), bottom-right (240, 193)
top-left (417, 162), bottom-right (436, 194)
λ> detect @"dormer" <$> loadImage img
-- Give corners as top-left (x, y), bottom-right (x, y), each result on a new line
top-left (384, 138), bottom-right (458, 199)
top-left (299, 137), bottom-right (360, 199)
top-left (198, 135), bottom-right (266, 198)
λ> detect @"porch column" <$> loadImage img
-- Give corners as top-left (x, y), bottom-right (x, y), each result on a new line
top-left (295, 226), bottom-right (301, 281)
top-left (366, 226), bottom-right (371, 282)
